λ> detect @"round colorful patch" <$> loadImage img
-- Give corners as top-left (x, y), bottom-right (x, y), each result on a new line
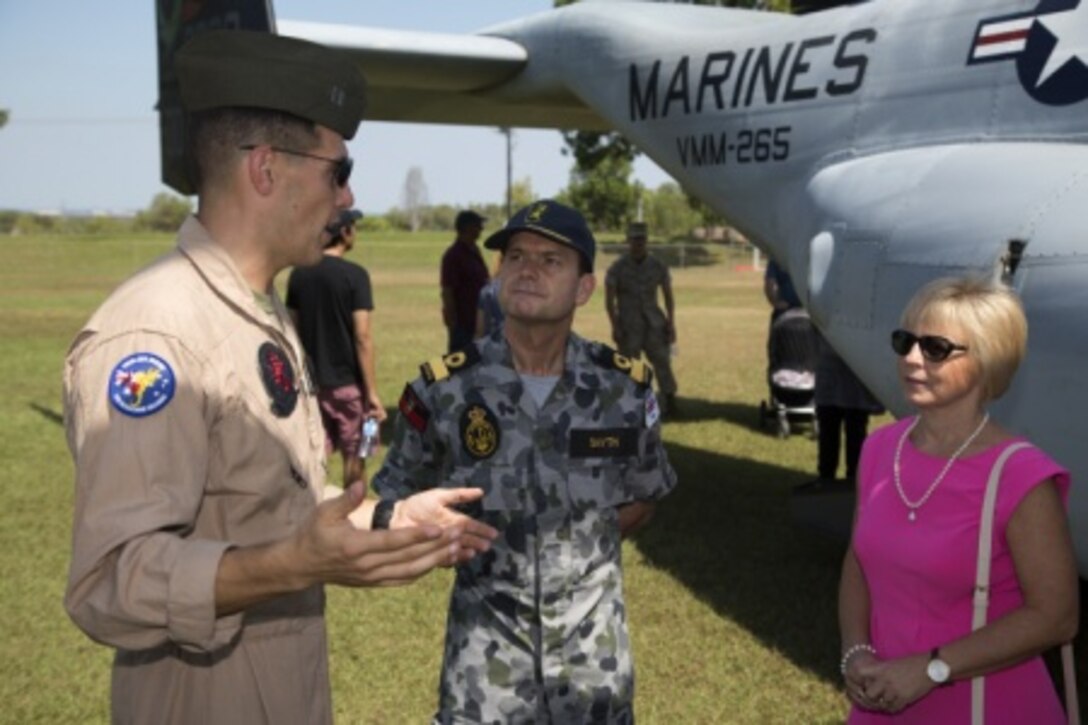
top-left (258, 342), bottom-right (298, 418)
top-left (109, 352), bottom-right (176, 418)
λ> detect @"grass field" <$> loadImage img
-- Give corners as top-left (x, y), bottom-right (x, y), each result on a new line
top-left (1, 230), bottom-right (1083, 723)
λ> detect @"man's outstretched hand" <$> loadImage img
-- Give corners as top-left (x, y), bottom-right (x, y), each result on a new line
top-left (393, 487), bottom-right (498, 563)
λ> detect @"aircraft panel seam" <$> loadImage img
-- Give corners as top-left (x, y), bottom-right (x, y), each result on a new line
top-left (1019, 167), bottom-right (1088, 242)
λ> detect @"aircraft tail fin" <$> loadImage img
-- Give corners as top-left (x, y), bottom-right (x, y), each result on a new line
top-left (154, 0), bottom-right (276, 195)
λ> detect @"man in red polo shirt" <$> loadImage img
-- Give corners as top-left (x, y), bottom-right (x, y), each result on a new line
top-left (440, 210), bottom-right (488, 352)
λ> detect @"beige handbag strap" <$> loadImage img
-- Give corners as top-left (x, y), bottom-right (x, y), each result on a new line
top-left (971, 442), bottom-right (1079, 725)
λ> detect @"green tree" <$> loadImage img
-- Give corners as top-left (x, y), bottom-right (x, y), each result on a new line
top-left (12, 213), bottom-right (55, 236)
top-left (510, 177), bottom-right (534, 211)
top-left (0, 210), bottom-right (18, 234)
top-left (558, 131), bottom-right (638, 230)
top-left (563, 151), bottom-right (637, 231)
top-left (684, 188), bottom-right (728, 228)
top-left (0, 109), bottom-right (8, 129)
top-left (421, 203), bottom-right (457, 231)
top-left (643, 182), bottom-right (705, 239)
top-left (135, 192), bottom-right (192, 232)
top-left (358, 213), bottom-right (392, 234)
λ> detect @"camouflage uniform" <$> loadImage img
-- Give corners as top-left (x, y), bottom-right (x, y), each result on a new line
top-left (374, 331), bottom-right (677, 724)
top-left (605, 254), bottom-right (677, 397)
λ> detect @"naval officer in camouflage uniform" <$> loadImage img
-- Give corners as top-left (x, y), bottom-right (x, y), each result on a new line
top-left (605, 222), bottom-right (678, 416)
top-left (373, 200), bottom-right (677, 723)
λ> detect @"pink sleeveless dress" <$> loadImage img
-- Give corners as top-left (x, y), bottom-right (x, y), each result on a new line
top-left (849, 417), bottom-right (1071, 724)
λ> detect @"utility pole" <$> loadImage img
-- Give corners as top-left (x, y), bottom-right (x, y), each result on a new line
top-left (499, 127), bottom-right (513, 220)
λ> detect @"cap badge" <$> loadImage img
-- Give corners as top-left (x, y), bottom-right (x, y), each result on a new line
top-left (527, 202), bottom-right (549, 223)
top-left (109, 352), bottom-right (176, 418)
top-left (461, 403), bottom-right (500, 460)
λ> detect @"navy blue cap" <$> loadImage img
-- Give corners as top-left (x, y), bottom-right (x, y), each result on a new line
top-left (327, 208), bottom-right (362, 236)
top-left (484, 200), bottom-right (596, 272)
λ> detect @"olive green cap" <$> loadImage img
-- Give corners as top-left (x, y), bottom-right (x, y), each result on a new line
top-left (176, 30), bottom-right (367, 140)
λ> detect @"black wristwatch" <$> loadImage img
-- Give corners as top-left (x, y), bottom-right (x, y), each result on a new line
top-left (371, 499), bottom-right (396, 530)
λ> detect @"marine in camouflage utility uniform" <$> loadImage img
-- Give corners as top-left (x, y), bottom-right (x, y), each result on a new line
top-left (605, 249), bottom-right (677, 403)
top-left (374, 331), bottom-right (677, 723)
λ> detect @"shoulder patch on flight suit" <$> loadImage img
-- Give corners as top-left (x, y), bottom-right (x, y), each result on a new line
top-left (460, 403), bottom-right (500, 460)
top-left (108, 352), bottom-right (176, 417)
top-left (258, 342), bottom-right (298, 418)
top-left (420, 345), bottom-right (481, 385)
top-left (588, 343), bottom-right (653, 387)
top-left (398, 384), bottom-right (431, 433)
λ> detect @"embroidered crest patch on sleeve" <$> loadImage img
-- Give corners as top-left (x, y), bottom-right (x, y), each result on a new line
top-left (109, 352), bottom-right (176, 418)
top-left (399, 384), bottom-right (431, 433)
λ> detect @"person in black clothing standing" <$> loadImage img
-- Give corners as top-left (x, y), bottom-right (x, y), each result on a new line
top-left (288, 208), bottom-right (385, 486)
top-left (440, 209), bottom-right (488, 352)
top-left (807, 335), bottom-right (884, 489)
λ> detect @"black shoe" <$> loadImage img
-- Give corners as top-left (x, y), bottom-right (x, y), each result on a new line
top-left (795, 477), bottom-right (834, 493)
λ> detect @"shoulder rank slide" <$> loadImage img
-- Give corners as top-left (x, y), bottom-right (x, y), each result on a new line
top-left (589, 343), bottom-right (652, 386)
top-left (420, 345), bottom-right (481, 385)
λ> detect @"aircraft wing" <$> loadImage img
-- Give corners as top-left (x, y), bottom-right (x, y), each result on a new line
top-left (277, 19), bottom-right (612, 130)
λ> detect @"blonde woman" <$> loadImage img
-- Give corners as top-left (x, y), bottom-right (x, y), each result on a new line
top-left (839, 276), bottom-right (1078, 721)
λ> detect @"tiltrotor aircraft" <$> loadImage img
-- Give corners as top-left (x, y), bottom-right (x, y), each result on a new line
top-left (155, 0), bottom-right (1088, 571)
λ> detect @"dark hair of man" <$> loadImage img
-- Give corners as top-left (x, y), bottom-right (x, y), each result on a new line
top-left (578, 254), bottom-right (591, 276)
top-left (324, 222), bottom-right (353, 249)
top-left (188, 108), bottom-right (319, 194)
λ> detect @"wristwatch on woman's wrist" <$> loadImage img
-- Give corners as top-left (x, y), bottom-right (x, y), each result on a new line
top-left (926, 647), bottom-right (951, 685)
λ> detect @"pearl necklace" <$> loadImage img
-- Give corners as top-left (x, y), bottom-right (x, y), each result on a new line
top-left (893, 413), bottom-right (990, 522)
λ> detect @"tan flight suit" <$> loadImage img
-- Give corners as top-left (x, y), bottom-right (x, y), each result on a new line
top-left (605, 253), bottom-right (677, 397)
top-left (63, 217), bottom-right (331, 724)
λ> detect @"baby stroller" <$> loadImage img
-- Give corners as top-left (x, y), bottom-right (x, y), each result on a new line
top-left (759, 307), bottom-right (819, 438)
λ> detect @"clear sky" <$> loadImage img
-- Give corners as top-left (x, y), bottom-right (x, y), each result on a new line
top-left (0, 1), bottom-right (670, 215)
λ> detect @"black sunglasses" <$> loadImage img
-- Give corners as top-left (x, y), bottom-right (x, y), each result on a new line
top-left (891, 329), bottom-right (968, 363)
top-left (239, 144), bottom-right (353, 188)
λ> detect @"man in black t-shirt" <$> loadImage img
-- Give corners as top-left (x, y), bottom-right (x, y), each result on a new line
top-left (287, 209), bottom-right (385, 485)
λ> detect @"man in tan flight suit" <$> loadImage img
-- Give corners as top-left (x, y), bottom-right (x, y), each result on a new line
top-left (62, 31), bottom-right (495, 724)
top-left (605, 222), bottom-right (679, 415)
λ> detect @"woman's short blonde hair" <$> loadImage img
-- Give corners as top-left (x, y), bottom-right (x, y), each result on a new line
top-left (901, 276), bottom-right (1027, 401)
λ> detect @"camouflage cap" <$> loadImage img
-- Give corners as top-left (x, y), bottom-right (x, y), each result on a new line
top-left (626, 221), bottom-right (648, 240)
top-left (484, 200), bottom-right (596, 272)
top-left (175, 30), bottom-right (367, 140)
